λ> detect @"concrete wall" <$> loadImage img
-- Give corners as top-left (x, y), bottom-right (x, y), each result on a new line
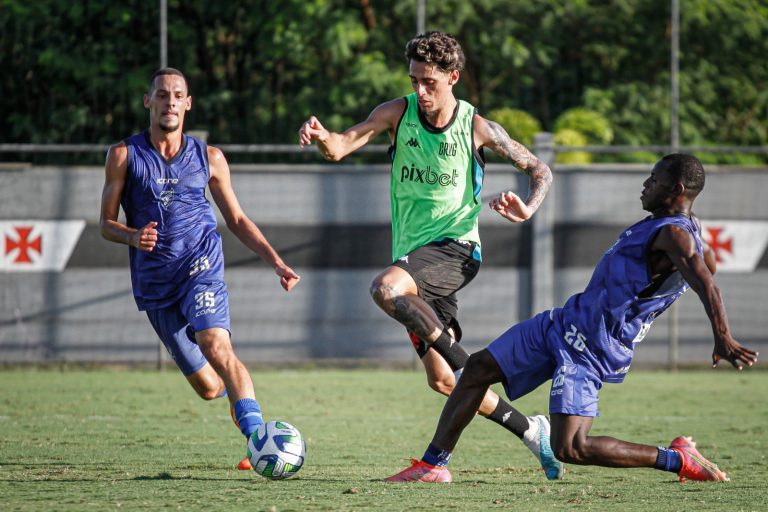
top-left (2, 163), bottom-right (767, 366)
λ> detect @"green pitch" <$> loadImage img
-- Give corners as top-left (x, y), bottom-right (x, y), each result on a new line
top-left (1, 368), bottom-right (766, 511)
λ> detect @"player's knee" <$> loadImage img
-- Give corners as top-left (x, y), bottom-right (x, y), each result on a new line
top-left (370, 281), bottom-right (405, 318)
top-left (552, 436), bottom-right (588, 464)
top-left (369, 279), bottom-right (391, 308)
top-left (461, 352), bottom-right (494, 386)
top-left (196, 387), bottom-right (223, 401)
top-left (188, 370), bottom-right (226, 401)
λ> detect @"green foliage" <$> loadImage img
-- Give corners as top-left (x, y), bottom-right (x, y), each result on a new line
top-left (1, 369), bottom-right (767, 510)
top-left (553, 108), bottom-right (613, 145)
top-left (611, 151), bottom-right (663, 164)
top-left (486, 108), bottom-right (542, 146)
top-left (554, 128), bottom-right (590, 164)
top-left (696, 152), bottom-right (766, 166)
top-left (1, 0), bottom-right (767, 160)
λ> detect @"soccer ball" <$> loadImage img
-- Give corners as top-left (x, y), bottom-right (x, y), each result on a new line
top-left (247, 420), bottom-right (306, 480)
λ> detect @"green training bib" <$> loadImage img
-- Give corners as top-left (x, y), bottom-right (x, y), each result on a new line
top-left (389, 93), bottom-right (485, 262)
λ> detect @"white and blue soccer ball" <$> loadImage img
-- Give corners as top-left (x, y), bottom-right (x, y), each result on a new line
top-left (247, 420), bottom-right (306, 480)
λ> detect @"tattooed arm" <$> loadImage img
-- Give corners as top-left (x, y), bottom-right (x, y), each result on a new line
top-left (474, 115), bottom-right (553, 221)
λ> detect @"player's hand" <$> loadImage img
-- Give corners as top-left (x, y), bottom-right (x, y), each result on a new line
top-left (131, 221), bottom-right (158, 252)
top-left (489, 191), bottom-right (532, 223)
top-left (298, 116), bottom-right (329, 148)
top-left (275, 264), bottom-right (301, 291)
top-left (712, 337), bottom-right (758, 370)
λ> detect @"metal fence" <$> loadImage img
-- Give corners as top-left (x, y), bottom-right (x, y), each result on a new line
top-left (1, 135), bottom-right (767, 368)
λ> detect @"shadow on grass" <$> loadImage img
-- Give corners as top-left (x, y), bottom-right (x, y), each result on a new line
top-left (133, 472), bottom-right (187, 481)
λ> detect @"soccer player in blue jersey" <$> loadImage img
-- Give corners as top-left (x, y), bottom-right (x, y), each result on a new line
top-left (299, 31), bottom-right (562, 479)
top-left (100, 68), bottom-right (301, 470)
top-left (386, 153), bottom-right (759, 482)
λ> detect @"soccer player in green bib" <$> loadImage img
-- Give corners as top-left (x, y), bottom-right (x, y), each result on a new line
top-left (299, 31), bottom-right (559, 479)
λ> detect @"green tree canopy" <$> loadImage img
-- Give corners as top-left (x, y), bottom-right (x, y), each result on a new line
top-left (1, 0), bottom-right (765, 164)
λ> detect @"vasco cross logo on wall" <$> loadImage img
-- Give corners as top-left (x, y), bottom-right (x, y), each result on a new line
top-left (405, 138), bottom-right (420, 148)
top-left (1, 221), bottom-right (85, 272)
top-left (4, 226), bottom-right (41, 264)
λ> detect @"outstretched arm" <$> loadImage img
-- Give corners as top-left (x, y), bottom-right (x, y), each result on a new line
top-left (474, 115), bottom-right (553, 222)
top-left (208, 146), bottom-right (300, 291)
top-left (298, 98), bottom-right (405, 161)
top-left (653, 225), bottom-right (758, 369)
top-left (691, 213), bottom-right (717, 274)
top-left (99, 143), bottom-right (158, 251)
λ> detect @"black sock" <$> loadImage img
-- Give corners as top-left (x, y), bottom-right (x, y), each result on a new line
top-left (429, 329), bottom-right (469, 371)
top-left (486, 399), bottom-right (529, 439)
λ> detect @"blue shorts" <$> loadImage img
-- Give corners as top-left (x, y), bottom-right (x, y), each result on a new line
top-left (145, 281), bottom-right (231, 376)
top-left (486, 310), bottom-right (602, 417)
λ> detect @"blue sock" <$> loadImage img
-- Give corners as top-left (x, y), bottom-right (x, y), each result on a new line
top-left (422, 443), bottom-right (452, 467)
top-left (233, 398), bottom-right (264, 438)
top-left (219, 388), bottom-right (228, 399)
top-left (655, 447), bottom-right (682, 473)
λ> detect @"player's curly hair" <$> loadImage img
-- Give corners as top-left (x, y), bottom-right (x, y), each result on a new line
top-left (405, 31), bottom-right (465, 72)
top-left (662, 153), bottom-right (705, 195)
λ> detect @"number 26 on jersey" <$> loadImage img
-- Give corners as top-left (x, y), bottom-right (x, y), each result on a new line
top-left (564, 324), bottom-right (587, 352)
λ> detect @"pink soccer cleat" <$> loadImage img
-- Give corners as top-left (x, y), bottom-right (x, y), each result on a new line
top-left (384, 458), bottom-right (452, 483)
top-left (669, 436), bottom-right (728, 482)
top-left (237, 456), bottom-right (252, 471)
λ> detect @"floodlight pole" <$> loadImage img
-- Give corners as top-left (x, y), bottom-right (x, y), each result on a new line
top-left (417, 0), bottom-right (425, 34)
top-left (670, 0), bottom-right (680, 151)
top-left (669, 0), bottom-right (680, 371)
top-left (160, 0), bottom-right (168, 68)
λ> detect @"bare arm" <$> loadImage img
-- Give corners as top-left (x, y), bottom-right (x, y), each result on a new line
top-left (298, 98), bottom-right (405, 161)
top-left (691, 213), bottom-right (717, 274)
top-left (702, 241), bottom-right (717, 274)
top-left (653, 225), bottom-right (758, 369)
top-left (99, 143), bottom-right (158, 251)
top-left (475, 115), bottom-right (553, 221)
top-left (207, 146), bottom-right (300, 291)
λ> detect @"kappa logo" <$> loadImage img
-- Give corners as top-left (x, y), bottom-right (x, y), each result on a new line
top-left (405, 138), bottom-right (421, 148)
top-left (160, 190), bottom-right (174, 208)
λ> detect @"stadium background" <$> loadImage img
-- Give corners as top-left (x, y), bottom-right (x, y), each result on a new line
top-left (1, 1), bottom-right (767, 367)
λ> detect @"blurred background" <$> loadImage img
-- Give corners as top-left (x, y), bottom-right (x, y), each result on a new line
top-left (1, 0), bottom-right (767, 368)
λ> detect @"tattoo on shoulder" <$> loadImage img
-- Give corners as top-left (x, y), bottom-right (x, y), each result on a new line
top-left (486, 121), bottom-right (534, 173)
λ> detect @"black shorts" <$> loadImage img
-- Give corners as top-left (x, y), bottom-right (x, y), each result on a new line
top-left (393, 239), bottom-right (480, 357)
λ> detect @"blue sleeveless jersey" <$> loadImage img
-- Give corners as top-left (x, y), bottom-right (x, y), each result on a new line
top-left (121, 131), bottom-right (224, 310)
top-left (555, 214), bottom-right (702, 383)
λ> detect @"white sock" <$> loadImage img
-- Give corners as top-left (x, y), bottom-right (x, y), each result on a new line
top-left (523, 416), bottom-right (539, 443)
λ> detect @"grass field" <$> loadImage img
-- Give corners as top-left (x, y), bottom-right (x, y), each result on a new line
top-left (1, 368), bottom-right (766, 511)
